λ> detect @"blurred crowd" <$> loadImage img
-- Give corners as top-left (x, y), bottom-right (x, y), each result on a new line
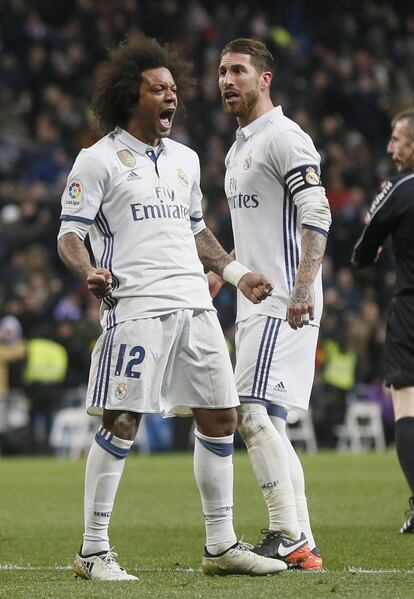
top-left (1, 0), bottom-right (413, 452)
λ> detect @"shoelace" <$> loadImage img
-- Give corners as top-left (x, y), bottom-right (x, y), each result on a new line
top-left (256, 529), bottom-right (277, 547)
top-left (260, 528), bottom-right (276, 537)
top-left (238, 536), bottom-right (254, 551)
top-left (236, 543), bottom-right (251, 553)
top-left (102, 548), bottom-right (120, 567)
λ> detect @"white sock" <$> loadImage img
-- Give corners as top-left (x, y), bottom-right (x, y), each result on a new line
top-left (270, 414), bottom-right (316, 549)
top-left (238, 403), bottom-right (300, 539)
top-left (82, 427), bottom-right (134, 556)
top-left (193, 429), bottom-right (237, 554)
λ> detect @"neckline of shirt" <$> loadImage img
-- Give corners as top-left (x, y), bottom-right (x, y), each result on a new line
top-left (116, 128), bottom-right (167, 155)
top-left (237, 105), bottom-right (283, 140)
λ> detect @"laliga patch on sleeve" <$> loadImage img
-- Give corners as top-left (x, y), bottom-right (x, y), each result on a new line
top-left (64, 180), bottom-right (83, 210)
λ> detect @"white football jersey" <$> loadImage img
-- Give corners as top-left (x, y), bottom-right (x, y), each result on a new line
top-left (225, 106), bottom-right (329, 324)
top-left (59, 128), bottom-right (213, 329)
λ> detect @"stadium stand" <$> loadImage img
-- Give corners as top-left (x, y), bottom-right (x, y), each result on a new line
top-left (0, 0), bottom-right (413, 452)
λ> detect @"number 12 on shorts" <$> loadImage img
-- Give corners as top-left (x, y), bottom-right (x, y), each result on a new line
top-left (114, 344), bottom-right (146, 379)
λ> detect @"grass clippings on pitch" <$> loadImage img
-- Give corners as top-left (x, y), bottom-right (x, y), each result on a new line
top-left (0, 450), bottom-right (413, 599)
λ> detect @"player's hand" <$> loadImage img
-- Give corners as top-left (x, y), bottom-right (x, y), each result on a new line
top-left (238, 273), bottom-right (273, 304)
top-left (207, 271), bottom-right (224, 299)
top-left (287, 282), bottom-right (314, 329)
top-left (87, 268), bottom-right (113, 299)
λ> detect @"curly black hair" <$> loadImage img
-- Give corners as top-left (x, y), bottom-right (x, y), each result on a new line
top-left (92, 33), bottom-right (194, 133)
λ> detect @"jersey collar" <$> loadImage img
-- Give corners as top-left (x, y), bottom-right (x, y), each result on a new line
top-left (237, 106), bottom-right (283, 140)
top-left (117, 128), bottom-right (167, 155)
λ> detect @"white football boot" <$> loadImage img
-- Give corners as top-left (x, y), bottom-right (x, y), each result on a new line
top-left (202, 542), bottom-right (287, 576)
top-left (74, 548), bottom-right (138, 581)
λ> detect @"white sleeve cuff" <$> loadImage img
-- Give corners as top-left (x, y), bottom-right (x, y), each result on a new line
top-left (57, 219), bottom-right (90, 241)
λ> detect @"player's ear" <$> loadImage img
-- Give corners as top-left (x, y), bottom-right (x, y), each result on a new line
top-left (261, 71), bottom-right (272, 89)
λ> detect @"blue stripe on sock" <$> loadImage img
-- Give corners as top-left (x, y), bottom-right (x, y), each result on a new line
top-left (267, 404), bottom-right (288, 420)
top-left (239, 396), bottom-right (269, 408)
top-left (197, 437), bottom-right (233, 457)
top-left (95, 430), bottom-right (130, 458)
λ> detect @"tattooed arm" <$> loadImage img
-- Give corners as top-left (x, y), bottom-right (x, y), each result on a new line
top-left (195, 228), bottom-right (233, 275)
top-left (195, 229), bottom-right (273, 304)
top-left (58, 232), bottom-right (113, 300)
top-left (288, 229), bottom-right (327, 330)
top-left (207, 250), bottom-right (235, 299)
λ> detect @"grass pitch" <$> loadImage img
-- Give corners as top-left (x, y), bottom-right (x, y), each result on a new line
top-left (0, 450), bottom-right (413, 599)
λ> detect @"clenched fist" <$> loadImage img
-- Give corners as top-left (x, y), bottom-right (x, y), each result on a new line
top-left (87, 268), bottom-right (113, 299)
top-left (238, 273), bottom-right (273, 304)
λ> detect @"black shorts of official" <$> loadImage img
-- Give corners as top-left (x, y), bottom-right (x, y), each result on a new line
top-left (385, 297), bottom-right (414, 389)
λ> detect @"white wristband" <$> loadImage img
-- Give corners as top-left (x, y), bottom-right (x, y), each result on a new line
top-left (222, 260), bottom-right (251, 287)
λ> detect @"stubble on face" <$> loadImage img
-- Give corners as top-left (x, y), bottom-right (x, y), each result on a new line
top-left (221, 87), bottom-right (260, 120)
top-left (389, 119), bottom-right (414, 173)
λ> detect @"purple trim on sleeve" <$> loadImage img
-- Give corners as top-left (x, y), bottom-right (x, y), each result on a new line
top-left (302, 224), bottom-right (328, 237)
top-left (60, 214), bottom-right (94, 224)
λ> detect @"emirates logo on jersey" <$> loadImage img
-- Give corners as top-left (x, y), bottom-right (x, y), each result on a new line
top-left (243, 150), bottom-right (252, 170)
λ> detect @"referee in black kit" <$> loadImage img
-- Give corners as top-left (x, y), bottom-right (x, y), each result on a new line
top-left (352, 108), bottom-right (414, 534)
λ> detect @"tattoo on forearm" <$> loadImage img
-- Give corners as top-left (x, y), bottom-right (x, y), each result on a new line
top-left (296, 229), bottom-right (326, 283)
top-left (292, 284), bottom-right (308, 301)
top-left (195, 228), bottom-right (232, 274)
top-left (290, 230), bottom-right (326, 305)
top-left (58, 233), bottom-right (92, 281)
top-left (290, 281), bottom-right (314, 306)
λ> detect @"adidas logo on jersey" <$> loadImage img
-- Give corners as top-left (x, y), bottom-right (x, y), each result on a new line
top-left (127, 170), bottom-right (142, 182)
top-left (274, 381), bottom-right (287, 393)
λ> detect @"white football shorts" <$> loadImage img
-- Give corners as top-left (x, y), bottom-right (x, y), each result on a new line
top-left (86, 309), bottom-right (239, 417)
top-left (235, 313), bottom-right (319, 411)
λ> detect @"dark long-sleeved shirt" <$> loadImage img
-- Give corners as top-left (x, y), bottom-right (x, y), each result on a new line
top-left (352, 172), bottom-right (414, 297)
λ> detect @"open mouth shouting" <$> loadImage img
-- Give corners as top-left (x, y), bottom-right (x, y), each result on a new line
top-left (159, 107), bottom-right (175, 130)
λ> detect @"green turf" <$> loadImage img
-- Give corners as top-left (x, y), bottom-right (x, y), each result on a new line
top-left (0, 450), bottom-right (413, 598)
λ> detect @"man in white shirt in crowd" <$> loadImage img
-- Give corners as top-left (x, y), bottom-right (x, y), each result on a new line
top-left (211, 37), bottom-right (331, 570)
top-left (57, 33), bottom-right (285, 581)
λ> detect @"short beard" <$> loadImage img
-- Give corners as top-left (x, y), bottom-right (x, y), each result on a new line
top-left (222, 88), bottom-right (260, 119)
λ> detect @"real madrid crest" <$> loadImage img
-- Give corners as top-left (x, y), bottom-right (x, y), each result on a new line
top-left (114, 382), bottom-right (128, 400)
top-left (177, 168), bottom-right (189, 186)
top-left (305, 167), bottom-right (320, 185)
top-left (243, 150), bottom-right (252, 170)
top-left (117, 149), bottom-right (136, 168)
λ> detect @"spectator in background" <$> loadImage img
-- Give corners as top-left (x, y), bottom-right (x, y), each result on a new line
top-left (23, 330), bottom-right (68, 453)
top-left (316, 310), bottom-right (357, 447)
top-left (0, 316), bottom-right (26, 450)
